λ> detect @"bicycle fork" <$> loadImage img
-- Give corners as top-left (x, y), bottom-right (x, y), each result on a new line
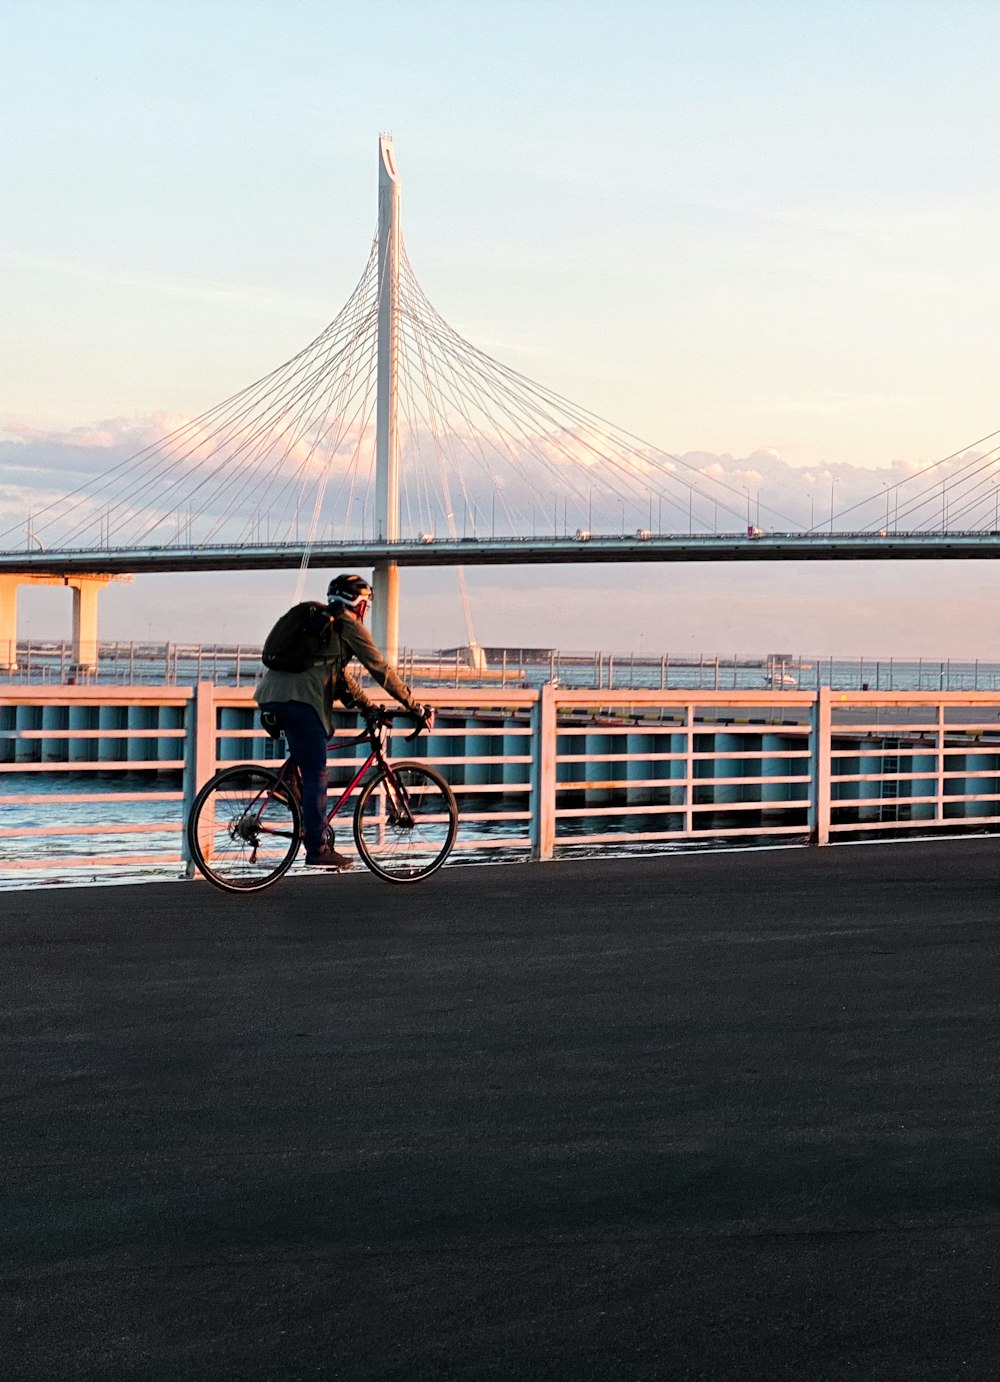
top-left (382, 771), bottom-right (415, 829)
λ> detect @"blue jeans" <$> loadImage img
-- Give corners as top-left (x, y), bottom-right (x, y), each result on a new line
top-left (259, 701), bottom-right (329, 855)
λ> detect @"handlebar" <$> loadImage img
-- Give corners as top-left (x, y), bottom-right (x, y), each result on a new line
top-left (364, 705), bottom-right (434, 742)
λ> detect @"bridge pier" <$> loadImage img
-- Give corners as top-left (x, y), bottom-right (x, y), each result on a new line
top-left (0, 574), bottom-right (22, 670)
top-left (372, 560), bottom-right (399, 664)
top-left (0, 573), bottom-right (131, 674)
top-left (68, 576), bottom-right (113, 673)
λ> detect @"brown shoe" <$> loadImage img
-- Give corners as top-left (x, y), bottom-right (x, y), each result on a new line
top-left (304, 845), bottom-right (353, 871)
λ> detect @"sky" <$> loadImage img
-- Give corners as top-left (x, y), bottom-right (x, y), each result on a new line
top-left (3, 0), bottom-right (1000, 657)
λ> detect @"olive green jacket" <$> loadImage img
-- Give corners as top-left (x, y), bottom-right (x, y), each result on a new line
top-left (255, 609), bottom-right (417, 733)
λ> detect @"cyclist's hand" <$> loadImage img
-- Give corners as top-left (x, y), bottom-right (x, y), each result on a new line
top-left (413, 703), bottom-right (435, 733)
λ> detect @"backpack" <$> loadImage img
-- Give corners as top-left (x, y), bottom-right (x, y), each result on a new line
top-left (261, 601), bottom-right (341, 673)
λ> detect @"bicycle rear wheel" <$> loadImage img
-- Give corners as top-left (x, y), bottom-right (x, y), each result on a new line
top-left (353, 761), bottom-right (458, 883)
top-left (187, 765), bottom-right (303, 893)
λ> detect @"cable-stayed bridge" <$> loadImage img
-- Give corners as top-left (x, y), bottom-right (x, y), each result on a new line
top-left (3, 135), bottom-right (1000, 668)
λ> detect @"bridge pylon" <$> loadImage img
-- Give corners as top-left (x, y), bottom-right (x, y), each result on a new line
top-left (373, 133), bottom-right (401, 660)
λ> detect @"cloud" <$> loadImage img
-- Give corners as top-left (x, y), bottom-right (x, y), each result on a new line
top-left (0, 411), bottom-right (383, 547)
top-left (3, 408), bottom-right (1000, 553)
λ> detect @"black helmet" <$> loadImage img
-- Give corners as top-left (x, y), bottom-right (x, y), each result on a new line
top-left (327, 573), bottom-right (373, 611)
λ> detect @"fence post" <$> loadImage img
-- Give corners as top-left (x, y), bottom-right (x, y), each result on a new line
top-left (530, 683), bottom-right (557, 861)
top-left (182, 682), bottom-right (217, 873)
top-left (809, 685), bottom-right (832, 845)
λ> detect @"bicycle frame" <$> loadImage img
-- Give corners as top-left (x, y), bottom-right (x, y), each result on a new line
top-left (266, 716), bottom-right (409, 835)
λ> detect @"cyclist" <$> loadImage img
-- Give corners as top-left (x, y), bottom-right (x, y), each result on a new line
top-left (255, 573), bottom-right (430, 870)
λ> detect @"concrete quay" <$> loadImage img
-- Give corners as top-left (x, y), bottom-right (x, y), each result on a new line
top-left (2, 841), bottom-right (998, 1380)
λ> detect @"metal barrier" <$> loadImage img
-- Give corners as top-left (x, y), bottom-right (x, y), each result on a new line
top-left (3, 685), bottom-right (1000, 880)
top-left (818, 687), bottom-right (1000, 843)
top-left (7, 642), bottom-right (1000, 694)
top-left (533, 686), bottom-right (816, 858)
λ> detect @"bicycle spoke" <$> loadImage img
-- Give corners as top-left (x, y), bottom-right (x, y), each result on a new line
top-left (353, 763), bottom-right (457, 882)
top-left (187, 767), bottom-right (302, 893)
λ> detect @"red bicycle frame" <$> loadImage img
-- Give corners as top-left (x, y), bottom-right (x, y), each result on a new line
top-left (270, 719), bottom-right (402, 831)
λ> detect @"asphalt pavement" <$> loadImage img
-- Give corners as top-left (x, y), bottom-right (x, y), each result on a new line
top-left (2, 840), bottom-right (998, 1380)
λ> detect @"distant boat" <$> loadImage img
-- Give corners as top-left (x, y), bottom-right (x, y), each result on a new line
top-left (766, 667), bottom-right (798, 687)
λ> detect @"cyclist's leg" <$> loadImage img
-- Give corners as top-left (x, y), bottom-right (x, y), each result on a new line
top-left (259, 701), bottom-right (329, 856)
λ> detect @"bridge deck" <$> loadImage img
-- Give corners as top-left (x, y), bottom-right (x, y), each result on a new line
top-left (5, 530), bottom-right (1000, 576)
top-left (3, 842), bottom-right (998, 1380)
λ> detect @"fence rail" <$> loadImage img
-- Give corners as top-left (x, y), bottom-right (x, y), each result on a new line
top-left (3, 685), bottom-right (1000, 881)
top-left (6, 640), bottom-right (1000, 695)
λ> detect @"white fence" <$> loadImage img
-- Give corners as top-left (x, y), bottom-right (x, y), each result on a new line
top-left (3, 684), bottom-right (1000, 879)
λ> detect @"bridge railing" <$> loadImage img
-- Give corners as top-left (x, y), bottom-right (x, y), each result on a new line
top-left (7, 640), bottom-right (1000, 696)
top-left (3, 685), bottom-right (1000, 883)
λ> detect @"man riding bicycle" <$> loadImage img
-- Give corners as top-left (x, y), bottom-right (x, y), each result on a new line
top-left (255, 574), bottom-right (430, 870)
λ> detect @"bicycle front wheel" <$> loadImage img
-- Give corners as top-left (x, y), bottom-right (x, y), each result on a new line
top-left (353, 761), bottom-right (458, 883)
top-left (187, 765), bottom-right (303, 893)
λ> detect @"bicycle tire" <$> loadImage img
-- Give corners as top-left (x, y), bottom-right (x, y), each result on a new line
top-left (352, 760), bottom-right (458, 883)
top-left (187, 765), bottom-right (303, 893)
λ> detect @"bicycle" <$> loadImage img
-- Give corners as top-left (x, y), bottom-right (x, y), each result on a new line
top-left (186, 707), bottom-right (458, 893)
